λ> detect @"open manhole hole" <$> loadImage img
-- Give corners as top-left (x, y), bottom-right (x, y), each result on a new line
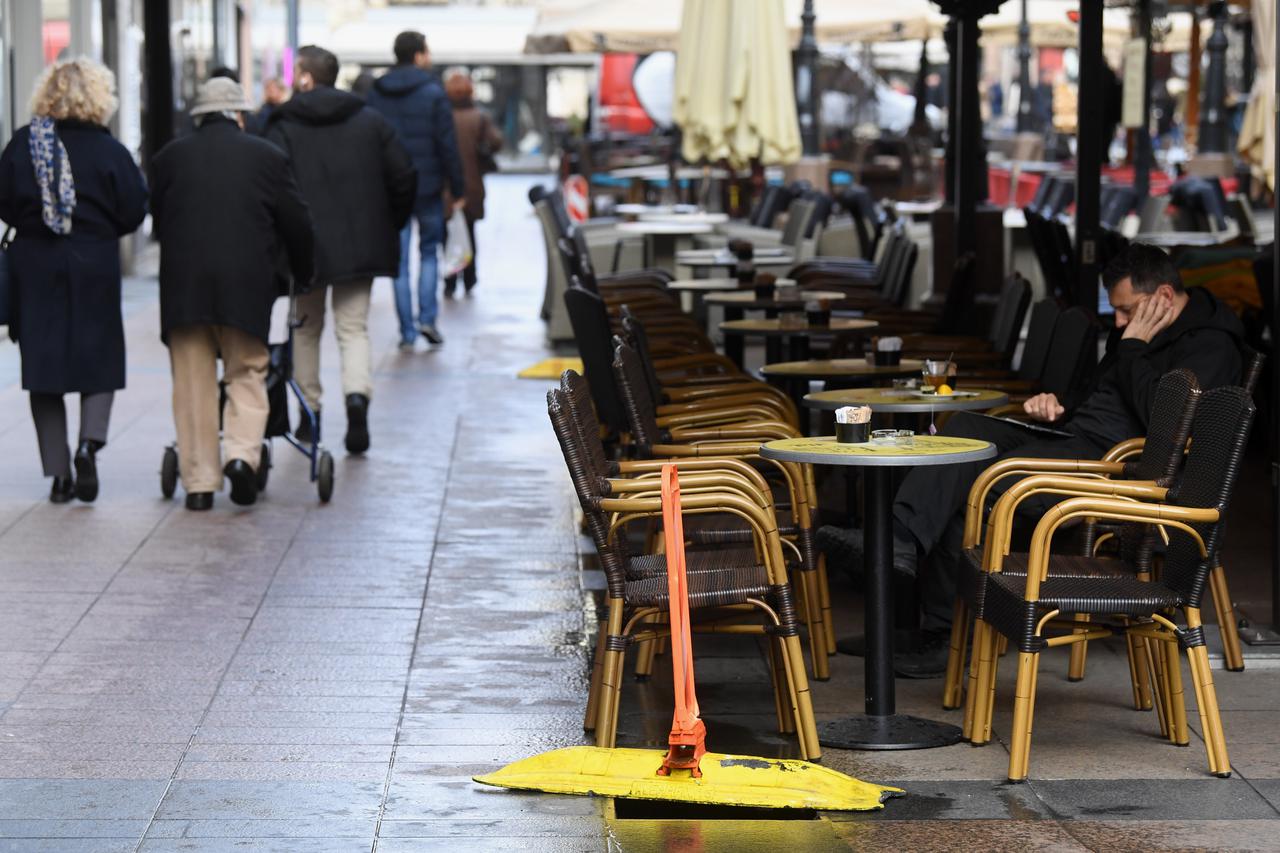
top-left (612, 799), bottom-right (819, 821)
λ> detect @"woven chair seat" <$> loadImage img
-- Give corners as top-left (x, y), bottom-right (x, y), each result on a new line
top-left (629, 548), bottom-right (759, 579)
top-left (684, 514), bottom-right (799, 545)
top-left (958, 547), bottom-right (1135, 618)
top-left (625, 564), bottom-right (771, 609)
top-left (984, 572), bottom-right (1184, 653)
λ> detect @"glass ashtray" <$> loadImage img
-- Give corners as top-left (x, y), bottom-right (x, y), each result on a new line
top-left (871, 429), bottom-right (914, 447)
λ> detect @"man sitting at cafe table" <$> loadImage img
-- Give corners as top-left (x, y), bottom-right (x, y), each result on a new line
top-left (820, 242), bottom-right (1245, 677)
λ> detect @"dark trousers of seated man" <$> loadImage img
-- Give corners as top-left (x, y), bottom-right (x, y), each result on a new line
top-left (892, 412), bottom-right (1109, 636)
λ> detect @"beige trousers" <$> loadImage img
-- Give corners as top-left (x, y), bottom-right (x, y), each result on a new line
top-left (293, 279), bottom-right (373, 412)
top-left (168, 325), bottom-right (269, 493)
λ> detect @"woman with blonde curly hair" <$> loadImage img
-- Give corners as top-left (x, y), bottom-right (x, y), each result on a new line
top-left (0, 58), bottom-right (148, 503)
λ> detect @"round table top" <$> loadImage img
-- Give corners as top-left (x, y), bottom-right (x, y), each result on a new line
top-left (703, 289), bottom-right (845, 307)
top-left (667, 277), bottom-right (796, 293)
top-left (617, 221), bottom-right (714, 235)
top-left (615, 203), bottom-right (700, 216)
top-left (720, 318), bottom-right (878, 337)
top-left (760, 358), bottom-right (925, 380)
top-left (639, 211), bottom-right (730, 225)
top-left (803, 387), bottom-right (1009, 413)
top-left (676, 249), bottom-right (796, 269)
top-left (760, 435), bottom-right (997, 467)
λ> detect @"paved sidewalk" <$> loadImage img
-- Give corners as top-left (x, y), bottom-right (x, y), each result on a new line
top-left (0, 175), bottom-right (1277, 851)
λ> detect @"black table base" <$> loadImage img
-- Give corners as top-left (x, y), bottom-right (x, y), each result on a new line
top-left (818, 714), bottom-right (962, 751)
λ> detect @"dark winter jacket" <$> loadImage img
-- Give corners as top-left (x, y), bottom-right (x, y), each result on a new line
top-left (0, 120), bottom-right (147, 394)
top-left (265, 86), bottom-right (417, 283)
top-left (1065, 287), bottom-right (1244, 448)
top-left (151, 116), bottom-right (314, 345)
top-left (366, 65), bottom-right (465, 204)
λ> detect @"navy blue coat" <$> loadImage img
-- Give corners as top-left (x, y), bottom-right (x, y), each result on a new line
top-left (366, 66), bottom-right (465, 204)
top-left (0, 121), bottom-right (148, 394)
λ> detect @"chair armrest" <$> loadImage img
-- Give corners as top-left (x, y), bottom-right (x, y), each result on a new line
top-left (1102, 437), bottom-right (1146, 463)
top-left (963, 458), bottom-right (1128, 548)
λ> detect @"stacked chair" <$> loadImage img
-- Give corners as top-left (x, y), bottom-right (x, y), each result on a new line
top-left (946, 374), bottom-right (1255, 782)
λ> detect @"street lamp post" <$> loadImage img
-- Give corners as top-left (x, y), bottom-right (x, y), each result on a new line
top-left (1198, 0), bottom-right (1229, 153)
top-left (1015, 0), bottom-right (1033, 132)
top-left (796, 0), bottom-right (819, 155)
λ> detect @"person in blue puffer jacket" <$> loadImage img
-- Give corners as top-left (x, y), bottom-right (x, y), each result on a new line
top-left (366, 30), bottom-right (466, 349)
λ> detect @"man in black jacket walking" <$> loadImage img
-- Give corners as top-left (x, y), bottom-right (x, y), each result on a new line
top-left (825, 243), bottom-right (1245, 675)
top-left (151, 78), bottom-right (314, 510)
top-left (266, 45), bottom-right (417, 455)
top-left (366, 30), bottom-right (465, 348)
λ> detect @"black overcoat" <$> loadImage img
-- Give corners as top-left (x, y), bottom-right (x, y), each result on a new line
top-left (265, 87), bottom-right (417, 284)
top-left (150, 117), bottom-right (314, 344)
top-left (0, 120), bottom-right (147, 394)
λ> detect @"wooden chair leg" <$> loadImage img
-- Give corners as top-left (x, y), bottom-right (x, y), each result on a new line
top-left (1125, 628), bottom-right (1154, 711)
top-left (1186, 643), bottom-right (1232, 776)
top-left (595, 643), bottom-right (625, 749)
top-left (816, 557), bottom-right (837, 655)
top-left (1210, 565), bottom-right (1245, 672)
top-left (942, 598), bottom-right (971, 710)
top-left (962, 619), bottom-right (990, 741)
top-left (632, 613), bottom-right (663, 679)
top-left (794, 568), bottom-right (830, 681)
top-left (1163, 635), bottom-right (1190, 746)
top-left (768, 636), bottom-right (795, 733)
top-left (967, 621), bottom-right (1002, 745)
top-left (780, 632), bottom-right (821, 760)
top-left (1007, 650), bottom-right (1042, 782)
top-left (1066, 614), bottom-right (1090, 681)
top-left (583, 621), bottom-right (606, 731)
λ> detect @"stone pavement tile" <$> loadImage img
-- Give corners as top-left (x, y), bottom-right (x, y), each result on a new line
top-left (826, 781), bottom-right (1050, 821)
top-left (154, 780), bottom-right (384, 819)
top-left (381, 778), bottom-right (604, 821)
top-left (193, 727), bottom-right (395, 747)
top-left (0, 742), bottom-right (187, 762)
top-left (0, 778), bottom-right (169, 817)
top-left (0, 759), bottom-right (178, 779)
top-left (240, 608), bottom-right (418, 646)
top-left (396, 721), bottom-right (585, 747)
top-left (0, 722), bottom-right (198, 744)
top-left (204, 695), bottom-right (406, 715)
top-left (138, 839), bottom-right (370, 852)
top-left (1244, 778), bottom-right (1280, 810)
top-left (822, 743), bottom-right (1019, 786)
top-left (1030, 778), bottom-right (1277, 820)
top-left (184, 745), bottom-right (393, 764)
top-left (1204, 671), bottom-right (1280, 712)
top-left (7, 692), bottom-right (215, 713)
top-left (377, 816), bottom-right (603, 838)
top-left (0, 563), bottom-right (121, 594)
top-left (0, 708), bottom-right (205, 727)
top-left (198, 710), bottom-right (402, 730)
top-left (174, 762), bottom-right (390, 783)
top-left (222, 653), bottom-right (411, 683)
top-left (0, 840), bottom-right (136, 853)
top-left (143, 817), bottom-right (376, 838)
top-left (1192, 710), bottom-right (1280, 744)
top-left (259, 594), bottom-right (425, 611)
top-left (1066, 819), bottom-right (1280, 851)
top-left (831, 819), bottom-right (1087, 852)
top-left (0, 819), bottom-right (149, 838)
top-left (394, 743), bottom-right (580, 765)
top-left (215, 679), bottom-right (408, 699)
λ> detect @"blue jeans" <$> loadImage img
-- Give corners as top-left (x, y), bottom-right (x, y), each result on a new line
top-left (394, 199), bottom-right (444, 342)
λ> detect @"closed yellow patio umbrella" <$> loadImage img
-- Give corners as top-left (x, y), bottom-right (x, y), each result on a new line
top-left (1237, 0), bottom-right (1274, 190)
top-left (675, 0), bottom-right (801, 167)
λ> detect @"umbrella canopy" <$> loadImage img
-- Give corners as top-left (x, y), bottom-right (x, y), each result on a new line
top-left (1238, 0), bottom-right (1275, 190)
top-left (979, 1), bottom-right (1133, 50)
top-left (797, 0), bottom-right (948, 44)
top-left (674, 0), bottom-right (801, 167)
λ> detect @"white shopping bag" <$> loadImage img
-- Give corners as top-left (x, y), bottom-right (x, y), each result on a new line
top-left (442, 209), bottom-right (473, 277)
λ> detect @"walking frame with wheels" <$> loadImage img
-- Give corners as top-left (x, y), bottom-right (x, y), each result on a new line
top-left (159, 287), bottom-right (335, 504)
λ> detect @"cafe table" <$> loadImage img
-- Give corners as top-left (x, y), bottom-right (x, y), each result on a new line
top-left (616, 220), bottom-right (714, 270)
top-left (804, 387), bottom-right (1009, 415)
top-left (638, 211), bottom-right (730, 226)
top-left (720, 317), bottom-right (878, 365)
top-left (704, 290), bottom-right (844, 366)
top-left (760, 358), bottom-right (923, 429)
top-left (761, 434), bottom-right (996, 749)
top-left (676, 248), bottom-right (797, 274)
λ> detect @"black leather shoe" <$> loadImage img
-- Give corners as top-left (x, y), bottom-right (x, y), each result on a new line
top-left (224, 460), bottom-right (258, 506)
top-left (295, 412), bottom-right (319, 445)
top-left (73, 440), bottom-right (101, 503)
top-left (50, 476), bottom-right (75, 504)
top-left (345, 393), bottom-right (370, 455)
top-left (185, 492), bottom-right (214, 511)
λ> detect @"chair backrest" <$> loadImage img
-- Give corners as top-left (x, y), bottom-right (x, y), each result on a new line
top-left (1037, 306), bottom-right (1093, 397)
top-left (779, 198), bottom-right (815, 249)
top-left (1017, 298), bottom-right (1061, 381)
top-left (1161, 385), bottom-right (1255, 605)
top-left (563, 283), bottom-right (629, 435)
top-left (988, 274), bottom-right (1033, 355)
top-left (618, 309), bottom-right (667, 407)
top-left (936, 252), bottom-right (978, 334)
top-left (804, 192), bottom-right (833, 238)
top-left (1240, 341), bottom-right (1265, 397)
top-left (1099, 185), bottom-right (1138, 229)
top-left (1045, 216), bottom-right (1078, 302)
top-left (612, 340), bottom-right (666, 455)
top-left (749, 185), bottom-right (783, 227)
top-left (1229, 195), bottom-right (1257, 242)
top-left (556, 234), bottom-right (595, 293)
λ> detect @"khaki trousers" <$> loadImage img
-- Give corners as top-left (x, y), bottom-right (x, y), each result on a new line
top-left (168, 325), bottom-right (269, 493)
top-left (293, 279), bottom-right (373, 412)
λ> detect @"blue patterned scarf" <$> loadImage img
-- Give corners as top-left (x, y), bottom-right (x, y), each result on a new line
top-left (29, 116), bottom-right (75, 235)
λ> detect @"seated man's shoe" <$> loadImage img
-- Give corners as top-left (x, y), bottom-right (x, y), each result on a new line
top-left (419, 324), bottom-right (444, 345)
top-left (294, 412), bottom-right (319, 445)
top-left (185, 492), bottom-right (214, 511)
top-left (344, 393), bottom-right (370, 455)
top-left (893, 632), bottom-right (952, 679)
top-left (816, 525), bottom-right (920, 586)
top-left (50, 476), bottom-right (75, 504)
top-left (224, 460), bottom-right (258, 506)
top-left (73, 440), bottom-right (102, 503)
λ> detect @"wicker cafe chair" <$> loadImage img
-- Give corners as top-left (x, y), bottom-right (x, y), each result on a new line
top-left (942, 370), bottom-right (1202, 714)
top-left (547, 387), bottom-right (822, 760)
top-left (966, 386), bottom-right (1254, 782)
top-left (610, 344), bottom-right (835, 680)
top-left (897, 274), bottom-right (1033, 368)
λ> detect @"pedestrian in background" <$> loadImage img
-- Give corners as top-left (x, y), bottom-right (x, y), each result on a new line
top-left (150, 78), bottom-right (314, 511)
top-left (250, 77), bottom-right (288, 135)
top-left (266, 45), bottom-right (416, 455)
top-left (0, 58), bottom-right (147, 503)
top-left (366, 30), bottom-right (465, 348)
top-left (442, 71), bottom-right (502, 298)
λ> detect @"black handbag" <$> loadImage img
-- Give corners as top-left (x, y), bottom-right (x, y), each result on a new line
top-left (0, 226), bottom-right (13, 329)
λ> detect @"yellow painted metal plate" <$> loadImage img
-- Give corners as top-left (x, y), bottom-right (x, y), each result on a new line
top-left (475, 746), bottom-right (902, 812)
top-left (517, 357), bottom-right (584, 380)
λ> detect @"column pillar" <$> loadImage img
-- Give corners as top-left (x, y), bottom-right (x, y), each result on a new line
top-left (1197, 0), bottom-right (1229, 153)
top-left (1074, 0), bottom-right (1104, 311)
top-left (795, 0), bottom-right (819, 155)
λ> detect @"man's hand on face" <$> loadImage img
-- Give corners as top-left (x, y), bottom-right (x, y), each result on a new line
top-left (1120, 290), bottom-right (1177, 343)
top-left (1023, 392), bottom-right (1065, 423)
top-left (452, 198), bottom-right (466, 214)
